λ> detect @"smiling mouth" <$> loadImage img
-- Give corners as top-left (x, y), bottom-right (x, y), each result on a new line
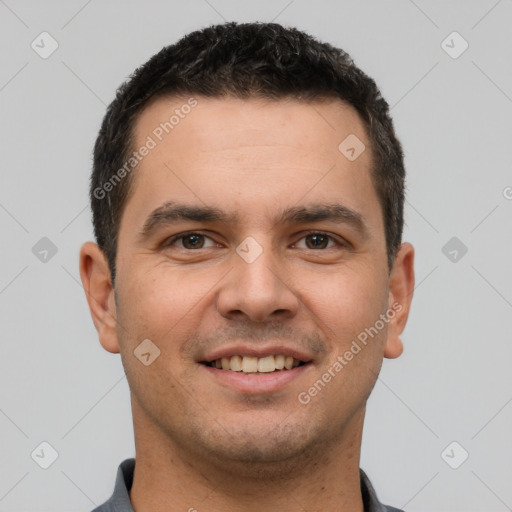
top-left (201, 355), bottom-right (308, 373)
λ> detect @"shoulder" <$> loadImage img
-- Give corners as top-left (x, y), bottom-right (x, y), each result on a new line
top-left (90, 458), bottom-right (135, 512)
top-left (360, 468), bottom-right (405, 512)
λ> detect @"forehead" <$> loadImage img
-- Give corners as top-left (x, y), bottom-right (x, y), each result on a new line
top-left (122, 95), bottom-right (382, 238)
top-left (134, 95), bottom-right (369, 159)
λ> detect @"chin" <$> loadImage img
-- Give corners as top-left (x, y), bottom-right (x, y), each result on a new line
top-left (188, 416), bottom-right (322, 471)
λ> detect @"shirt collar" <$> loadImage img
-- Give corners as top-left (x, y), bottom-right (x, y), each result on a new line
top-left (95, 458), bottom-right (399, 512)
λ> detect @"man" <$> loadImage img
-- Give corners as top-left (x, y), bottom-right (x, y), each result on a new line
top-left (80, 21), bottom-right (414, 512)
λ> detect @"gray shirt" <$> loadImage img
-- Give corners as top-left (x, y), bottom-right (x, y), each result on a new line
top-left (91, 458), bottom-right (404, 512)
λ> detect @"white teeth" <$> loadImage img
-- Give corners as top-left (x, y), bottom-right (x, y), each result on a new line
top-left (242, 356), bottom-right (258, 373)
top-left (208, 355), bottom-right (304, 373)
top-left (230, 355), bottom-right (242, 372)
top-left (258, 355), bottom-right (276, 373)
top-left (274, 354), bottom-right (285, 370)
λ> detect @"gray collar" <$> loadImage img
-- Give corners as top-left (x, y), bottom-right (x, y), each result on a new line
top-left (92, 458), bottom-right (403, 512)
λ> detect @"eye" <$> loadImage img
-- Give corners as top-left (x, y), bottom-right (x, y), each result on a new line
top-left (293, 231), bottom-right (345, 250)
top-left (163, 232), bottom-right (217, 250)
top-left (161, 231), bottom-right (347, 252)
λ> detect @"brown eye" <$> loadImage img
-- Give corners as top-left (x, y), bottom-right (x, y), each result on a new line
top-left (181, 234), bottom-right (205, 249)
top-left (305, 233), bottom-right (330, 249)
top-left (295, 232), bottom-right (342, 250)
top-left (163, 232), bottom-right (216, 250)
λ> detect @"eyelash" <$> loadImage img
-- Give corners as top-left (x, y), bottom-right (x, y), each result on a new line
top-left (162, 231), bottom-right (348, 250)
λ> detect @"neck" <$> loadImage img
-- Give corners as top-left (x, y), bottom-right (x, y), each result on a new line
top-left (129, 400), bottom-right (366, 512)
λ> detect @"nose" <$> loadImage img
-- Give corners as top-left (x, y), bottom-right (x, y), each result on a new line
top-left (216, 239), bottom-right (300, 323)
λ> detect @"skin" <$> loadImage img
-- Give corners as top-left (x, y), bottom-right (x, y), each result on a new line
top-left (80, 96), bottom-right (414, 512)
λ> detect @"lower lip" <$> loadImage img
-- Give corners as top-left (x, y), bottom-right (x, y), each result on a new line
top-left (200, 363), bottom-right (312, 394)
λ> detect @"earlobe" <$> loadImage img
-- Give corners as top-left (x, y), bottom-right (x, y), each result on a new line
top-left (79, 241), bottom-right (120, 354)
top-left (384, 242), bottom-right (415, 359)
top-left (384, 335), bottom-right (404, 359)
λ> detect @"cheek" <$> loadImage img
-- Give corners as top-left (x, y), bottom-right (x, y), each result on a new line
top-left (295, 270), bottom-right (388, 417)
top-left (114, 269), bottom-right (201, 400)
top-left (299, 265), bottom-right (388, 344)
top-left (116, 263), bottom-right (217, 348)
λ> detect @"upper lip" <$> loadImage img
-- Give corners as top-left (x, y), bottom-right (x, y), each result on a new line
top-left (199, 345), bottom-right (314, 364)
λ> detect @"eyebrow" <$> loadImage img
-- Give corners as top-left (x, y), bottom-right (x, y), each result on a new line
top-left (137, 201), bottom-right (370, 242)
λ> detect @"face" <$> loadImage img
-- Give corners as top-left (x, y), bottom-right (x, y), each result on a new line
top-left (81, 96), bottom-right (414, 473)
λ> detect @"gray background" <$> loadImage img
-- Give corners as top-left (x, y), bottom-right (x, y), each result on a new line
top-left (1, 0), bottom-right (511, 510)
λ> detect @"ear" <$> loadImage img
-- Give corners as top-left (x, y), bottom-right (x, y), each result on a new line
top-left (384, 242), bottom-right (415, 359)
top-left (79, 241), bottom-right (120, 353)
